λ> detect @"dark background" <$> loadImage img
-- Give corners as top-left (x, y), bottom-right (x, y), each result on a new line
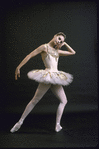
top-left (0, 0), bottom-right (97, 113)
top-left (0, 0), bottom-right (98, 148)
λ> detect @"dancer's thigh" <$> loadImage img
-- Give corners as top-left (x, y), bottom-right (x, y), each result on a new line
top-left (50, 85), bottom-right (67, 104)
top-left (33, 83), bottom-right (51, 100)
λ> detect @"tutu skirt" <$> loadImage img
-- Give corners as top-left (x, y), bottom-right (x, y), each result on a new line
top-left (27, 69), bottom-right (73, 86)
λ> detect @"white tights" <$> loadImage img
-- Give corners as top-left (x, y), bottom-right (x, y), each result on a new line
top-left (10, 83), bottom-right (67, 133)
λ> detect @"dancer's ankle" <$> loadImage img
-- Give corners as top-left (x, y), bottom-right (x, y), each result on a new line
top-left (19, 118), bottom-right (24, 125)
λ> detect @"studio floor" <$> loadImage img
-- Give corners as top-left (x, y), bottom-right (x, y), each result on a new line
top-left (0, 111), bottom-right (98, 148)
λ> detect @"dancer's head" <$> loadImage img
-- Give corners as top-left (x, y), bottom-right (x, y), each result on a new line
top-left (55, 32), bottom-right (66, 41)
top-left (53, 32), bottom-right (66, 48)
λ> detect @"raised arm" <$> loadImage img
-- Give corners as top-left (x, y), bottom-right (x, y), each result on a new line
top-left (15, 44), bottom-right (45, 80)
top-left (58, 42), bottom-right (76, 56)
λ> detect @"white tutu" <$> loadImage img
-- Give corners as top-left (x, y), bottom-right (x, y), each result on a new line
top-left (27, 69), bottom-right (73, 86)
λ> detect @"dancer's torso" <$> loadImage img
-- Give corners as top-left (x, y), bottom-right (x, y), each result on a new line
top-left (41, 44), bottom-right (59, 71)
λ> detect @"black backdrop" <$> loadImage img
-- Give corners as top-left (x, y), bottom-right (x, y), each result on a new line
top-left (0, 0), bottom-right (98, 114)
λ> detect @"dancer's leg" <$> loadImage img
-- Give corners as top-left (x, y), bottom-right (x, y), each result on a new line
top-left (51, 85), bottom-right (67, 132)
top-left (19, 83), bottom-right (51, 121)
top-left (10, 83), bottom-right (51, 133)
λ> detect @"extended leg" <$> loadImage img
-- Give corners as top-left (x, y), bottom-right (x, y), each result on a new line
top-left (10, 83), bottom-right (51, 133)
top-left (51, 85), bottom-right (67, 132)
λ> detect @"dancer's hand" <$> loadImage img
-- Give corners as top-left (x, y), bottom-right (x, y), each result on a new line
top-left (15, 67), bottom-right (20, 80)
top-left (61, 42), bottom-right (66, 47)
top-left (58, 42), bottom-right (66, 49)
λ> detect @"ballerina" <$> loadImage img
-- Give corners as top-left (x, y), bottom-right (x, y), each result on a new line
top-left (10, 32), bottom-right (76, 133)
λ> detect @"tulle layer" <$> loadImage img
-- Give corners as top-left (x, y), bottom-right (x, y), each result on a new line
top-left (27, 69), bottom-right (73, 86)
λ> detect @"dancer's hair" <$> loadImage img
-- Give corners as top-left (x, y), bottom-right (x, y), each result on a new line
top-left (55, 32), bottom-right (66, 40)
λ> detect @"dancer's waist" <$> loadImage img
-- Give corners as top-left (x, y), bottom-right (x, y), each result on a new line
top-left (45, 67), bottom-right (58, 72)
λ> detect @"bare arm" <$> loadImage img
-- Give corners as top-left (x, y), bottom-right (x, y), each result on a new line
top-left (15, 44), bottom-right (46, 80)
top-left (58, 42), bottom-right (76, 56)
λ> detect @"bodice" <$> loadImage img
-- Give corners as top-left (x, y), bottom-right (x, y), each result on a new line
top-left (43, 44), bottom-right (59, 71)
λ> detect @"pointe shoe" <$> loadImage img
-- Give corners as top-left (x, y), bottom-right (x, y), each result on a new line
top-left (10, 121), bottom-right (22, 133)
top-left (55, 123), bottom-right (62, 132)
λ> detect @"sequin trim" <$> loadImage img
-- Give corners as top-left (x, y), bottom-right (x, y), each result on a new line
top-left (32, 70), bottom-right (67, 80)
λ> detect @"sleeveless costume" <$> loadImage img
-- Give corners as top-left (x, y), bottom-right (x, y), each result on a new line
top-left (27, 44), bottom-right (73, 86)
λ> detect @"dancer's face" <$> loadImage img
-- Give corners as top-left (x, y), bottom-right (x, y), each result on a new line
top-left (53, 35), bottom-right (65, 49)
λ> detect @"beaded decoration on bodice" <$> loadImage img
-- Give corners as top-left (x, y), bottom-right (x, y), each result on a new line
top-left (43, 44), bottom-right (59, 71)
top-left (47, 44), bottom-right (59, 61)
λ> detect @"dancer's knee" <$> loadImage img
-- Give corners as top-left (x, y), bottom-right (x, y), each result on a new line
top-left (60, 97), bottom-right (67, 106)
top-left (31, 97), bottom-right (40, 106)
top-left (64, 99), bottom-right (67, 105)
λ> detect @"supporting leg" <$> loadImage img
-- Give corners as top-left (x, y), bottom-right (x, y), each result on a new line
top-left (51, 85), bottom-right (67, 132)
top-left (10, 83), bottom-right (51, 133)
